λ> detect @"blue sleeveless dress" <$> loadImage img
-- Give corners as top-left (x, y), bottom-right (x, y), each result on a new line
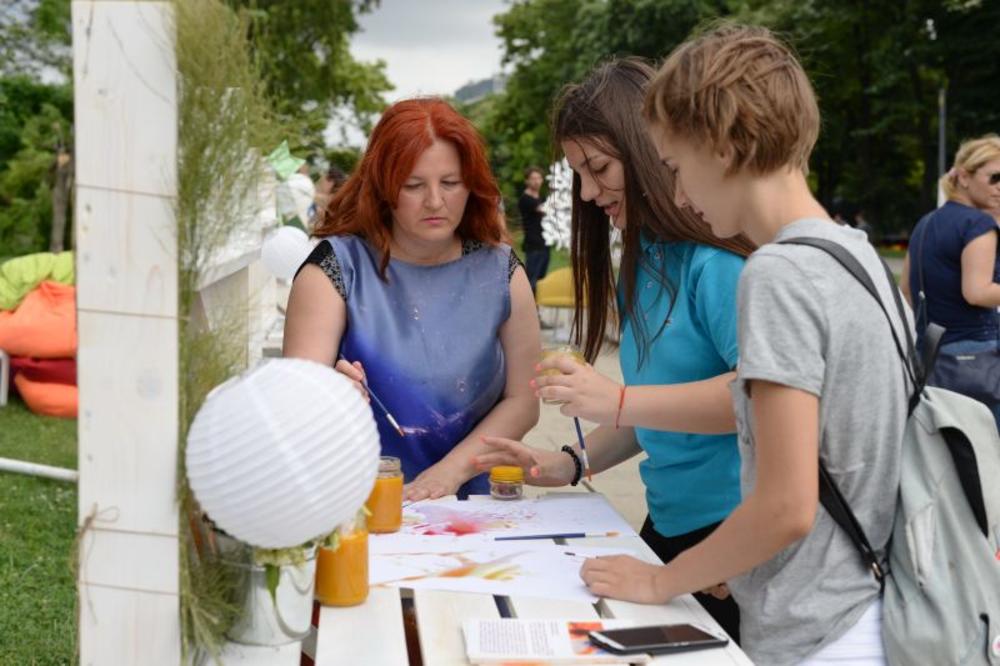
top-left (300, 235), bottom-right (517, 496)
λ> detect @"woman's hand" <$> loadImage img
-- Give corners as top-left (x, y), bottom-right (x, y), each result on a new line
top-left (534, 356), bottom-right (622, 425)
top-left (473, 436), bottom-right (576, 487)
top-left (580, 554), bottom-right (670, 604)
top-left (334, 358), bottom-right (369, 401)
top-left (403, 461), bottom-right (467, 502)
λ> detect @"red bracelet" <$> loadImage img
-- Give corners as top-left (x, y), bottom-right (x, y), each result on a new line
top-left (615, 384), bottom-right (626, 429)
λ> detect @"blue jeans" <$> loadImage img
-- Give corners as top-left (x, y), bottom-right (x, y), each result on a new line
top-left (938, 338), bottom-right (1000, 430)
top-left (524, 249), bottom-right (550, 295)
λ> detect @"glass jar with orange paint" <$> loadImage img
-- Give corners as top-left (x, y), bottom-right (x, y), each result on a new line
top-left (365, 456), bottom-right (404, 534)
top-left (314, 512), bottom-right (368, 607)
top-left (539, 344), bottom-right (586, 405)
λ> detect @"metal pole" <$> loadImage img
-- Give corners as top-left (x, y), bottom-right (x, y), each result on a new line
top-left (0, 456), bottom-right (79, 482)
top-left (938, 86), bottom-right (947, 177)
top-left (937, 86), bottom-right (947, 207)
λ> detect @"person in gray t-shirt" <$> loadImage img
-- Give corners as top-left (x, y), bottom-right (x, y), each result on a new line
top-left (581, 24), bottom-right (911, 665)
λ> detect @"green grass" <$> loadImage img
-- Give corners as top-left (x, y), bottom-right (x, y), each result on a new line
top-left (0, 397), bottom-right (77, 665)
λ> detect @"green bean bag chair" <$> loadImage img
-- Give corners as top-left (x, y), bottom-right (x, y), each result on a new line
top-left (0, 251), bottom-right (74, 311)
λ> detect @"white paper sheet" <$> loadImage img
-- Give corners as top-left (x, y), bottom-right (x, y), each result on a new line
top-left (397, 493), bottom-right (637, 540)
top-left (369, 536), bottom-right (630, 603)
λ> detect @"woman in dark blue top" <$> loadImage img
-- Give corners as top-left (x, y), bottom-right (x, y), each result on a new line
top-left (902, 134), bottom-right (1000, 426)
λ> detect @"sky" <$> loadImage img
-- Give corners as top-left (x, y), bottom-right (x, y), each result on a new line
top-left (351, 0), bottom-right (509, 101)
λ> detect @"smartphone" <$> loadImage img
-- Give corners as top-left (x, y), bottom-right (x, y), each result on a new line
top-left (588, 623), bottom-right (728, 655)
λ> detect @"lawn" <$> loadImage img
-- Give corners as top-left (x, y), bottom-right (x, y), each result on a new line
top-left (508, 227), bottom-right (571, 272)
top-left (0, 397), bottom-right (77, 665)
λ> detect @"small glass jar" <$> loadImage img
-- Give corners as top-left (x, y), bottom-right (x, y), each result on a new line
top-left (314, 513), bottom-right (368, 607)
top-left (539, 344), bottom-right (587, 405)
top-left (366, 456), bottom-right (404, 533)
top-left (489, 466), bottom-right (525, 500)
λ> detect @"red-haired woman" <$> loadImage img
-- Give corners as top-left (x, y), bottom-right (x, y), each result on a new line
top-left (283, 98), bottom-right (541, 500)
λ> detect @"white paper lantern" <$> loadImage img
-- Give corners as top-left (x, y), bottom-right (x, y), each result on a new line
top-left (186, 358), bottom-right (380, 549)
top-left (261, 225), bottom-right (314, 280)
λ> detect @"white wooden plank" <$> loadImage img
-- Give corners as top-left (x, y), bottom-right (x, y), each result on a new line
top-left (414, 589), bottom-right (500, 666)
top-left (507, 595), bottom-right (600, 620)
top-left (209, 641), bottom-right (301, 666)
top-left (314, 586), bottom-right (408, 665)
top-left (75, 185), bottom-right (177, 318)
top-left (77, 310), bottom-right (178, 535)
top-left (78, 584), bottom-right (180, 666)
top-left (79, 528), bottom-right (178, 594)
top-left (577, 536), bottom-right (753, 665)
top-left (72, 1), bottom-right (177, 197)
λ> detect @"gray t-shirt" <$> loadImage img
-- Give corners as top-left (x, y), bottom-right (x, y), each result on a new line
top-left (728, 219), bottom-right (911, 665)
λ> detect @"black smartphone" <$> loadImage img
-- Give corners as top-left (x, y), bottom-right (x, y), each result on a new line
top-left (588, 623), bottom-right (728, 655)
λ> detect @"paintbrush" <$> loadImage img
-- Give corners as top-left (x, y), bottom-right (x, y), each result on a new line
top-left (573, 417), bottom-right (592, 482)
top-left (495, 531), bottom-right (621, 541)
top-left (339, 353), bottom-right (405, 437)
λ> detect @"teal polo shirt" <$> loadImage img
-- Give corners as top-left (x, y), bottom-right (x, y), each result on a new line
top-left (619, 240), bottom-right (744, 537)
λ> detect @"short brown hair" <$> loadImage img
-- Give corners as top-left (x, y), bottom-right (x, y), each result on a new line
top-left (644, 23), bottom-right (819, 175)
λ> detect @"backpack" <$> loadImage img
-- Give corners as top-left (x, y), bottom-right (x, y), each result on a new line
top-left (781, 237), bottom-right (1000, 666)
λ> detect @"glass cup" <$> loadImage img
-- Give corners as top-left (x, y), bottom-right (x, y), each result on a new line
top-left (365, 456), bottom-right (404, 534)
top-left (539, 343), bottom-right (586, 405)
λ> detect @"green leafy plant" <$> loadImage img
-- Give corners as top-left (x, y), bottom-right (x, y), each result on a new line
top-left (173, 0), bottom-right (292, 659)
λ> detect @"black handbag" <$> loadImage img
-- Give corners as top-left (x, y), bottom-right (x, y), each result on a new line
top-left (914, 214), bottom-right (1000, 406)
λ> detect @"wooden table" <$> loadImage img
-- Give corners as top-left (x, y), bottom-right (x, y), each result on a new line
top-left (305, 493), bottom-right (753, 665)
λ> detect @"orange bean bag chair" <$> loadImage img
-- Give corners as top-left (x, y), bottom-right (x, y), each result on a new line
top-left (10, 357), bottom-right (77, 385)
top-left (13, 373), bottom-right (78, 418)
top-left (0, 281), bottom-right (76, 358)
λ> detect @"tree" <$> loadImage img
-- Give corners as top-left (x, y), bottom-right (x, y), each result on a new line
top-left (228, 0), bottom-right (393, 156)
top-left (0, 76), bottom-right (73, 257)
top-left (480, 0), bottom-right (1000, 235)
top-left (0, 0), bottom-right (72, 256)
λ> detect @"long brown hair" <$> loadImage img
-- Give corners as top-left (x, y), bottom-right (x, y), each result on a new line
top-left (552, 57), bottom-right (756, 366)
top-left (313, 98), bottom-right (507, 276)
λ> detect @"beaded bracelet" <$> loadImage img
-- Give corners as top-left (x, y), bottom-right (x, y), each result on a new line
top-left (560, 445), bottom-right (583, 486)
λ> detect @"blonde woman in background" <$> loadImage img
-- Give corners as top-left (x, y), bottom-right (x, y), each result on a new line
top-left (901, 134), bottom-right (1000, 428)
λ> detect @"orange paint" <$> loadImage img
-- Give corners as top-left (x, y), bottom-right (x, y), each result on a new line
top-left (315, 528), bottom-right (369, 606)
top-left (366, 474), bottom-right (404, 533)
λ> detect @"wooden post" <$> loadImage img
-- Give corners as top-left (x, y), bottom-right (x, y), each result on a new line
top-left (73, 2), bottom-right (181, 663)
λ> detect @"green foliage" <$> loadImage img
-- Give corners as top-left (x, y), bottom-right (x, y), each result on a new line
top-left (0, 398), bottom-right (77, 665)
top-left (174, 0), bottom-right (294, 657)
top-left (0, 0), bottom-right (71, 79)
top-left (0, 76), bottom-right (73, 255)
top-left (482, 0), bottom-right (1000, 234)
top-left (227, 0), bottom-right (393, 154)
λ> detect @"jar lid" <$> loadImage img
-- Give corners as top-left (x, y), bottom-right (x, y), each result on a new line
top-left (489, 466), bottom-right (524, 483)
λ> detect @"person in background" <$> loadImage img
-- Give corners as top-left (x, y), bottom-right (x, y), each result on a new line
top-left (310, 164), bottom-right (348, 224)
top-left (581, 24), bottom-right (911, 665)
top-left (518, 166), bottom-right (550, 294)
top-left (283, 98), bottom-right (541, 500)
top-left (476, 58), bottom-right (754, 642)
top-left (853, 209), bottom-right (874, 240)
top-left (901, 134), bottom-right (1000, 428)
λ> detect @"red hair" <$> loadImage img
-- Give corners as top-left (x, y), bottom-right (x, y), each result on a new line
top-left (313, 98), bottom-right (507, 275)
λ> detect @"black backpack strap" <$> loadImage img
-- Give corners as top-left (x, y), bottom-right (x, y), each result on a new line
top-left (778, 236), bottom-right (920, 590)
top-left (818, 464), bottom-right (887, 591)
